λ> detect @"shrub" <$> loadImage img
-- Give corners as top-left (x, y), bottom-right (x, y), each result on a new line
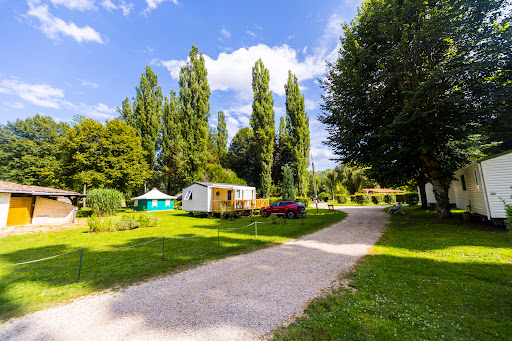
top-left (371, 196), bottom-right (379, 205)
top-left (87, 216), bottom-right (112, 233)
top-left (115, 216), bottom-right (140, 231)
top-left (384, 194), bottom-right (396, 204)
top-left (336, 195), bottom-right (347, 204)
top-left (86, 188), bottom-right (123, 216)
top-left (318, 192), bottom-right (330, 202)
top-left (76, 207), bottom-right (93, 217)
top-left (404, 193), bottom-right (419, 206)
top-left (395, 194), bottom-right (406, 203)
top-left (362, 194), bottom-right (372, 205)
top-left (137, 213), bottom-right (157, 227)
top-left (350, 195), bottom-right (356, 203)
top-left (295, 197), bottom-right (310, 206)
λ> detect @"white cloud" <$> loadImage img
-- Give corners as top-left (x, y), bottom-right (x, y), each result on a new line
top-left (246, 30), bottom-right (256, 37)
top-left (80, 79), bottom-right (100, 88)
top-left (27, 1), bottom-right (104, 43)
top-left (220, 28), bottom-right (231, 39)
top-left (145, 0), bottom-right (178, 13)
top-left (0, 78), bottom-right (64, 109)
top-left (151, 58), bottom-right (186, 79)
top-left (304, 98), bottom-right (317, 111)
top-left (5, 102), bottom-right (25, 109)
top-left (101, 0), bottom-right (133, 15)
top-left (50, 0), bottom-right (95, 11)
top-left (80, 102), bottom-right (117, 119)
top-left (156, 44), bottom-right (328, 100)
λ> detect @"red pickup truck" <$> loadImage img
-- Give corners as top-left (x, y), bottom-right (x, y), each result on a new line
top-left (260, 201), bottom-right (307, 219)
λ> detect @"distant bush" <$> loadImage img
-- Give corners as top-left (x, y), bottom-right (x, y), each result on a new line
top-left (336, 195), bottom-right (347, 204)
top-left (87, 213), bottom-right (157, 233)
top-left (404, 193), bottom-right (419, 206)
top-left (362, 194), bottom-right (372, 205)
top-left (86, 188), bottom-right (123, 216)
top-left (269, 197), bottom-right (281, 205)
top-left (384, 194), bottom-right (396, 204)
top-left (76, 207), bottom-right (93, 217)
top-left (295, 197), bottom-right (310, 206)
top-left (371, 194), bottom-right (385, 205)
top-left (318, 192), bottom-right (330, 202)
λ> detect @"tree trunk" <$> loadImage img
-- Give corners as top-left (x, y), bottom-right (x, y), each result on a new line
top-left (417, 177), bottom-right (428, 209)
top-left (420, 150), bottom-right (452, 219)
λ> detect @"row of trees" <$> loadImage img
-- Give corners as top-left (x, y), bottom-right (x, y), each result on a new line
top-left (0, 46), bottom-right (311, 199)
top-left (321, 0), bottom-right (511, 218)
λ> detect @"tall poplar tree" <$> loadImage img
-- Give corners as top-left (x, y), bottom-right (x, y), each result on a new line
top-left (285, 71), bottom-right (310, 197)
top-left (119, 66), bottom-right (162, 170)
top-left (179, 45), bottom-right (211, 184)
top-left (161, 90), bottom-right (183, 195)
top-left (217, 111), bottom-right (228, 166)
top-left (250, 59), bottom-right (275, 198)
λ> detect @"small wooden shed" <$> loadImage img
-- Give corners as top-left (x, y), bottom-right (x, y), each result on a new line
top-left (130, 188), bottom-right (177, 212)
top-left (0, 181), bottom-right (84, 228)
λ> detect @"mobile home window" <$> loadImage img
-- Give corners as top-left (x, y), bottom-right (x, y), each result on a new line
top-left (474, 170), bottom-right (479, 190)
top-left (184, 190), bottom-right (193, 200)
top-left (235, 190), bottom-right (241, 199)
top-left (152, 200), bottom-right (158, 207)
top-left (134, 200), bottom-right (138, 207)
top-left (461, 175), bottom-right (467, 191)
top-left (165, 200), bottom-right (171, 206)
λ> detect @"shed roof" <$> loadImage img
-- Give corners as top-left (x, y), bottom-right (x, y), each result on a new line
top-left (186, 182), bottom-right (254, 189)
top-left (131, 188), bottom-right (177, 200)
top-left (0, 181), bottom-right (83, 196)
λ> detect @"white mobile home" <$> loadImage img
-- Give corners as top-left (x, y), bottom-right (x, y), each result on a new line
top-left (181, 182), bottom-right (269, 214)
top-left (422, 150), bottom-right (512, 223)
top-left (452, 150), bottom-right (512, 221)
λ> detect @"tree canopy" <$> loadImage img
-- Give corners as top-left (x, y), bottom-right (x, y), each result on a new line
top-left (321, 0), bottom-right (511, 218)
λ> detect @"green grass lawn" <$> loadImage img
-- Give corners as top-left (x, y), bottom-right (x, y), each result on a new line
top-left (0, 208), bottom-right (345, 320)
top-left (272, 207), bottom-right (512, 340)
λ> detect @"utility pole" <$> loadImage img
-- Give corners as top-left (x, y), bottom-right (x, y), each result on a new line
top-left (83, 183), bottom-right (87, 208)
top-left (312, 155), bottom-right (319, 214)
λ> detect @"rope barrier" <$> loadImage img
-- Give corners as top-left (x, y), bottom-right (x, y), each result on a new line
top-left (0, 217), bottom-right (291, 267)
top-left (0, 248), bottom-right (83, 266)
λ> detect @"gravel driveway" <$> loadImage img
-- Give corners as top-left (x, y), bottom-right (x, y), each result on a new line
top-left (0, 205), bottom-right (388, 341)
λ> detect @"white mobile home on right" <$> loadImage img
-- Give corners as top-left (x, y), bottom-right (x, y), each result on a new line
top-left (451, 150), bottom-right (512, 222)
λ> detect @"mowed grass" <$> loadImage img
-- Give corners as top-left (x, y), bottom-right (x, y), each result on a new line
top-left (272, 207), bottom-right (512, 340)
top-left (0, 208), bottom-right (345, 320)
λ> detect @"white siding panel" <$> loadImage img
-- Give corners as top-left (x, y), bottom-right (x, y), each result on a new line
top-left (453, 164), bottom-right (487, 216)
top-left (182, 184), bottom-right (209, 212)
top-left (0, 193), bottom-right (11, 228)
top-left (421, 183), bottom-right (456, 206)
top-left (481, 153), bottom-right (512, 219)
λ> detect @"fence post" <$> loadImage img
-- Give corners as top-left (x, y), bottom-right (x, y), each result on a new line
top-left (77, 248), bottom-right (84, 282)
top-left (255, 221), bottom-right (258, 237)
top-left (218, 228), bottom-right (220, 247)
top-left (161, 237), bottom-right (166, 261)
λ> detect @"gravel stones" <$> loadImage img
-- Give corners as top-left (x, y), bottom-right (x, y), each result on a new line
top-left (0, 205), bottom-right (388, 340)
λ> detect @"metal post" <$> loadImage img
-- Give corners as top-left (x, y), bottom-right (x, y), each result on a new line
top-left (255, 221), bottom-right (258, 237)
top-left (161, 237), bottom-right (165, 261)
top-left (77, 248), bottom-right (84, 282)
top-left (218, 228), bottom-right (220, 247)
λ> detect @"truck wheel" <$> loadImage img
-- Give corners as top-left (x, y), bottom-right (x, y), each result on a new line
top-left (286, 210), bottom-right (296, 219)
top-left (261, 210), bottom-right (269, 218)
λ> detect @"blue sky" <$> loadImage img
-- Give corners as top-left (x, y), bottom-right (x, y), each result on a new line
top-left (0, 0), bottom-right (362, 170)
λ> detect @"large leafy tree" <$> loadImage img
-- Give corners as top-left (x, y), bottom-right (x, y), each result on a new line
top-left (179, 45), bottom-right (211, 185)
top-left (160, 90), bottom-right (184, 195)
top-left (119, 66), bottom-right (163, 170)
top-left (60, 118), bottom-right (151, 197)
top-left (0, 115), bottom-right (69, 188)
top-left (227, 127), bottom-right (258, 186)
top-left (321, 0), bottom-right (511, 218)
top-left (285, 71), bottom-right (310, 197)
top-left (250, 59), bottom-right (275, 198)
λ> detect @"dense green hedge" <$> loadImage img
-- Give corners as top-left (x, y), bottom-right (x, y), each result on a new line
top-left (76, 207), bottom-right (93, 217)
top-left (269, 197), bottom-right (310, 206)
top-left (318, 192), bottom-right (330, 202)
top-left (336, 195), bottom-right (348, 204)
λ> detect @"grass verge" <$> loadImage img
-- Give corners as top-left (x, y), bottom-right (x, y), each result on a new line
top-left (272, 207), bottom-right (512, 340)
top-left (0, 208), bottom-right (345, 320)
